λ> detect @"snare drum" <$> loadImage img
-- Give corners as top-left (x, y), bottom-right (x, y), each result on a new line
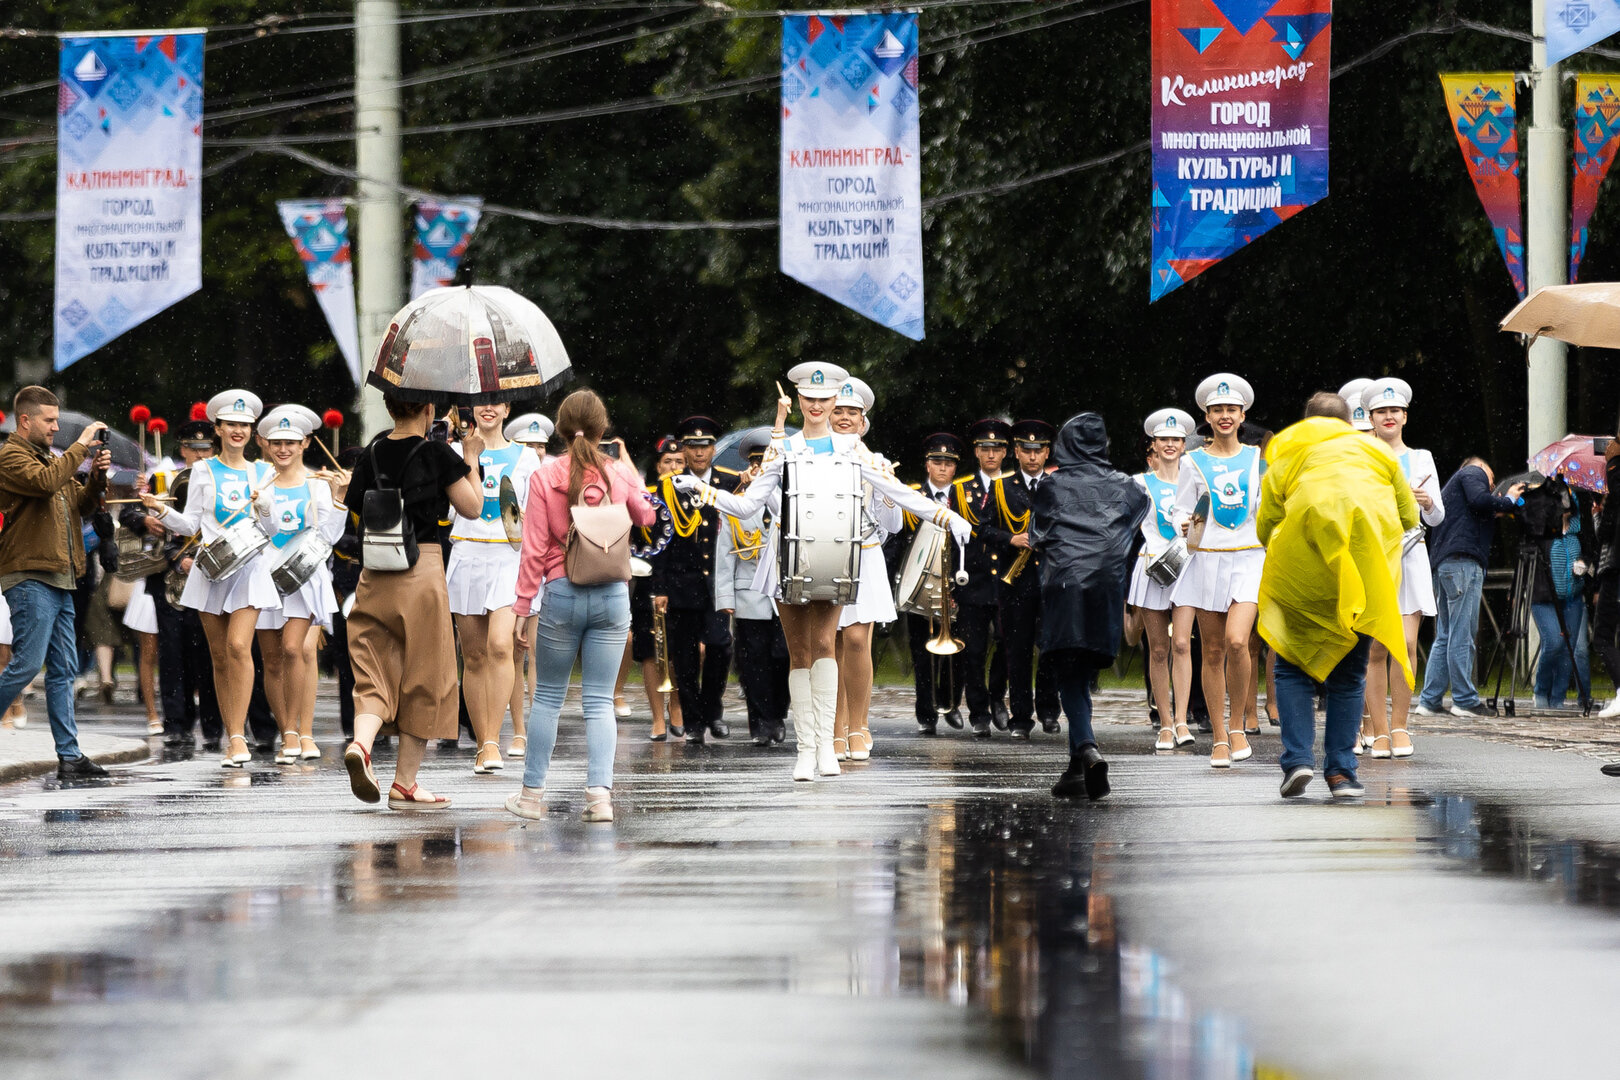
top-left (895, 519), bottom-right (950, 617)
top-left (1146, 537), bottom-right (1190, 588)
top-left (114, 526), bottom-right (170, 582)
top-left (270, 530), bottom-right (333, 596)
top-left (196, 519), bottom-right (270, 582)
top-left (778, 455), bottom-right (863, 605)
top-left (164, 566), bottom-right (188, 607)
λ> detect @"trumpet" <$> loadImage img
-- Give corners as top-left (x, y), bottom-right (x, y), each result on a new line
top-left (1001, 546), bottom-right (1034, 585)
top-left (653, 606), bottom-right (675, 692)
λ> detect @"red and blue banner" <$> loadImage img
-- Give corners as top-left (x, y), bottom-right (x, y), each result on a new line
top-left (410, 198), bottom-right (483, 300)
top-left (1150, 0), bottom-right (1331, 302)
top-left (1572, 75), bottom-right (1620, 282)
top-left (1440, 74), bottom-right (1525, 299)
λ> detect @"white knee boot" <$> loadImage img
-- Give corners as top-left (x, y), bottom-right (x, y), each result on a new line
top-left (788, 668), bottom-right (815, 781)
top-left (811, 658), bottom-right (841, 777)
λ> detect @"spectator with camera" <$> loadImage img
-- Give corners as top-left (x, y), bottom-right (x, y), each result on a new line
top-left (0, 386), bottom-right (113, 779)
top-left (1527, 486), bottom-right (1595, 711)
top-left (1415, 457), bottom-right (1525, 718)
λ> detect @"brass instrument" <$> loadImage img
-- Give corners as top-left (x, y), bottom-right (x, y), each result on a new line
top-left (1000, 546), bottom-right (1034, 585)
top-left (653, 606), bottom-right (675, 692)
top-left (926, 542), bottom-right (965, 656)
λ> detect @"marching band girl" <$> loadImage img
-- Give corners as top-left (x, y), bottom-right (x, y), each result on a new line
top-left (1170, 374), bottom-right (1264, 769)
top-left (1131, 408), bottom-right (1197, 752)
top-left (253, 405), bottom-right (346, 764)
top-left (675, 363), bottom-right (971, 782)
top-left (1362, 377), bottom-right (1442, 759)
top-left (144, 390), bottom-right (277, 768)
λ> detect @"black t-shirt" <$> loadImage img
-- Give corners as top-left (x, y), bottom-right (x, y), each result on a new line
top-left (346, 434), bottom-right (471, 546)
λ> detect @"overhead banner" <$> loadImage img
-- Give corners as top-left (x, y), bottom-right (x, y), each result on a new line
top-left (1440, 74), bottom-right (1526, 299)
top-left (780, 13), bottom-right (924, 340)
top-left (277, 199), bottom-right (362, 384)
top-left (410, 198), bottom-right (483, 299)
top-left (54, 31), bottom-right (205, 371)
top-left (1149, 0), bottom-right (1332, 302)
top-left (1549, 1), bottom-right (1620, 66)
top-left (1572, 75), bottom-right (1620, 282)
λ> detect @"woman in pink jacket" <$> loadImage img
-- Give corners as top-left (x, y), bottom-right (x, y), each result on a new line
top-left (506, 389), bottom-right (656, 823)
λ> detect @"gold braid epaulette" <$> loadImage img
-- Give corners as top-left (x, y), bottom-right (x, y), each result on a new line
top-left (728, 515), bottom-right (764, 561)
top-left (661, 473), bottom-right (710, 538)
top-left (993, 476), bottom-right (1031, 533)
top-left (902, 482), bottom-right (923, 530)
top-left (951, 476), bottom-right (979, 527)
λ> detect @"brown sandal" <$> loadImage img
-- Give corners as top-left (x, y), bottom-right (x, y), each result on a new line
top-left (388, 782), bottom-right (452, 811)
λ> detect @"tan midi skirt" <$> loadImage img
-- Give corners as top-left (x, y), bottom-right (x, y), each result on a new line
top-left (348, 544), bottom-right (458, 740)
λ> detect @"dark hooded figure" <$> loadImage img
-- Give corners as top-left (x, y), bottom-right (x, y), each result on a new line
top-left (1031, 412), bottom-right (1150, 800)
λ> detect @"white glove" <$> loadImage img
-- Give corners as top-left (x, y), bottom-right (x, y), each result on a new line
top-left (948, 515), bottom-right (972, 548)
top-left (671, 473), bottom-right (703, 494)
top-left (1574, 558), bottom-right (1590, 577)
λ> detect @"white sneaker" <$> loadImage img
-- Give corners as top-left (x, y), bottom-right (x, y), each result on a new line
top-left (1600, 699), bottom-right (1620, 719)
top-left (1412, 703), bottom-right (1443, 716)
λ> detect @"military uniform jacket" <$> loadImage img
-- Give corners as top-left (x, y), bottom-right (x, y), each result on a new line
top-left (650, 465), bottom-right (742, 610)
top-left (982, 471), bottom-right (1050, 601)
top-left (950, 473), bottom-right (1003, 606)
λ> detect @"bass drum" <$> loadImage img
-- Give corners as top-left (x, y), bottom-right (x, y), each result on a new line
top-left (895, 518), bottom-right (949, 617)
top-left (778, 455), bottom-right (862, 606)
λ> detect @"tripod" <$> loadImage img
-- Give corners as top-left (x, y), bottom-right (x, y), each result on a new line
top-left (1483, 541), bottom-right (1591, 717)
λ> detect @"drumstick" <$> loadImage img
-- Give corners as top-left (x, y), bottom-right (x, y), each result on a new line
top-left (309, 435), bottom-right (350, 478)
top-left (106, 496), bottom-right (174, 504)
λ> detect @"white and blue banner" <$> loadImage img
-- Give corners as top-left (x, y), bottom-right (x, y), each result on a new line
top-left (780, 13), bottom-right (924, 340)
top-left (277, 199), bottom-right (362, 384)
top-left (54, 31), bottom-right (205, 371)
top-left (1549, 1), bottom-right (1620, 65)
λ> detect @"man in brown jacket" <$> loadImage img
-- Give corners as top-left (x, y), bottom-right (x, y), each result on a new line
top-left (0, 386), bottom-right (113, 779)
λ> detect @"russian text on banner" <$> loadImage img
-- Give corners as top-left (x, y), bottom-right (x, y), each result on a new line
top-left (277, 200), bottom-right (362, 385)
top-left (1439, 74), bottom-right (1526, 299)
top-left (1549, 1), bottom-right (1620, 66)
top-left (55, 31), bottom-right (205, 371)
top-left (1150, 0), bottom-right (1331, 302)
top-left (780, 13), bottom-right (924, 340)
top-left (1572, 75), bottom-right (1620, 282)
top-left (411, 199), bottom-right (483, 300)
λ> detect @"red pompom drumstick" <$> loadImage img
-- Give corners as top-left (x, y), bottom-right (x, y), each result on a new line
top-left (190, 401), bottom-right (209, 422)
top-left (130, 404), bottom-right (151, 465)
top-left (323, 408), bottom-right (344, 454)
top-left (148, 417), bottom-right (168, 462)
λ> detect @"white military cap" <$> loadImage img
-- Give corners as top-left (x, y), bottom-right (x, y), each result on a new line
top-left (837, 376), bottom-right (875, 414)
top-left (1144, 408), bottom-right (1196, 439)
top-left (1336, 379), bottom-right (1373, 430)
top-left (1336, 378), bottom-right (1371, 403)
top-left (258, 404), bottom-right (320, 441)
top-left (786, 362), bottom-right (849, 398)
top-left (505, 412), bottom-right (554, 445)
top-left (1195, 373), bottom-right (1254, 410)
top-left (207, 389), bottom-right (263, 424)
top-left (1364, 377), bottom-right (1412, 410)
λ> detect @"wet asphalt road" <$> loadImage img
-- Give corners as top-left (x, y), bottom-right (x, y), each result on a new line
top-left (4, 688), bottom-right (1620, 1079)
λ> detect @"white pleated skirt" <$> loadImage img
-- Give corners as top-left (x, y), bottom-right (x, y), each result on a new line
top-left (181, 553), bottom-right (280, 616)
top-left (1170, 547), bottom-right (1265, 612)
top-left (1399, 540), bottom-right (1437, 617)
top-left (839, 544), bottom-right (898, 628)
top-left (1128, 556), bottom-right (1176, 611)
top-left (445, 540), bottom-right (519, 616)
top-left (258, 566), bottom-right (338, 632)
top-left (121, 579), bottom-right (159, 635)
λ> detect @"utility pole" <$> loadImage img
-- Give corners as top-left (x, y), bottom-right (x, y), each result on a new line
top-left (1526, 0), bottom-right (1568, 457)
top-left (354, 0), bottom-right (403, 439)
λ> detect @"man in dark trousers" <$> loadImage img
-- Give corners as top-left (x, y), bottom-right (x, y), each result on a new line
top-left (652, 415), bottom-right (741, 744)
top-left (886, 433), bottom-right (968, 735)
top-left (951, 418), bottom-right (1012, 736)
top-left (715, 430), bottom-right (789, 745)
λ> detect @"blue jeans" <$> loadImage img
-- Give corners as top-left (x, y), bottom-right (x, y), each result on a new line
top-left (1531, 594), bottom-right (1591, 705)
top-left (1048, 650), bottom-right (1098, 753)
top-left (1419, 558), bottom-right (1486, 710)
top-left (1276, 634), bottom-right (1372, 781)
top-left (522, 578), bottom-right (631, 790)
top-left (0, 580), bottom-right (83, 759)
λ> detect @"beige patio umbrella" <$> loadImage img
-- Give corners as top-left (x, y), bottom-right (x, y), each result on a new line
top-left (1500, 282), bottom-right (1620, 348)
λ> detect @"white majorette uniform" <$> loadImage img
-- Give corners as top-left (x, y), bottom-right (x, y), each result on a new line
top-left (1129, 408), bottom-right (1196, 612)
top-left (1171, 375), bottom-right (1265, 612)
top-left (1365, 377), bottom-right (1444, 616)
top-left (254, 406), bottom-right (344, 631)
top-left (122, 580), bottom-right (159, 635)
top-left (835, 378), bottom-right (902, 628)
top-left (157, 391), bottom-right (279, 616)
top-left (445, 439), bottom-right (540, 616)
top-left (1338, 378), bottom-right (1374, 432)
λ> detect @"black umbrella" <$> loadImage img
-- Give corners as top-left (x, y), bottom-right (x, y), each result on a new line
top-left (0, 409), bottom-right (148, 470)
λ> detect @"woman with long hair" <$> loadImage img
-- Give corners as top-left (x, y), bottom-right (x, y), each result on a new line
top-left (1130, 408), bottom-right (1197, 752)
top-left (144, 390), bottom-right (278, 768)
top-left (506, 390), bottom-right (657, 822)
top-left (674, 364), bottom-right (971, 782)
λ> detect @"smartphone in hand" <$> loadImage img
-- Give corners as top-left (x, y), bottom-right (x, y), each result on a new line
top-left (429, 419), bottom-right (451, 443)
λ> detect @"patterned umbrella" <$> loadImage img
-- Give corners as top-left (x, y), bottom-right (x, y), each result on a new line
top-left (367, 285), bottom-right (571, 406)
top-left (1529, 434), bottom-right (1608, 493)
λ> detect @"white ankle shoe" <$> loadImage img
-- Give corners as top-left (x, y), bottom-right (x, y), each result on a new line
top-left (1600, 699), bottom-right (1620, 719)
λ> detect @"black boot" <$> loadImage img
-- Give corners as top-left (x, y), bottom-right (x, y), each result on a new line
top-left (57, 755), bottom-right (110, 781)
top-left (944, 708), bottom-right (965, 730)
top-left (1051, 746), bottom-right (1109, 801)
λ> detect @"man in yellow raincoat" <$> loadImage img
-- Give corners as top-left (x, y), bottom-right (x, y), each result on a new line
top-left (1256, 393), bottom-right (1419, 800)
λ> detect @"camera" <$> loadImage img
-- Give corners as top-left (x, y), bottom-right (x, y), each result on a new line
top-left (92, 426), bottom-right (109, 448)
top-left (429, 418), bottom-right (450, 443)
top-left (599, 441), bottom-right (620, 460)
top-left (1515, 475), bottom-right (1575, 544)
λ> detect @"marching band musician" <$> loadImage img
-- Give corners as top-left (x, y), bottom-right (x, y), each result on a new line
top-left (673, 363), bottom-right (971, 783)
top-left (504, 411), bottom-right (554, 750)
top-left (1131, 408), bottom-right (1198, 752)
top-left (830, 377), bottom-right (901, 761)
top-left (631, 436), bottom-right (686, 740)
top-left (253, 405), bottom-right (346, 765)
top-left (951, 418), bottom-right (1013, 737)
top-left (651, 416), bottom-right (741, 744)
top-left (143, 390), bottom-right (278, 769)
top-left (1337, 379), bottom-right (1375, 433)
top-left (1170, 374), bottom-right (1265, 769)
top-left (715, 429), bottom-right (789, 746)
top-left (981, 419), bottom-right (1061, 740)
top-left (886, 433), bottom-right (968, 735)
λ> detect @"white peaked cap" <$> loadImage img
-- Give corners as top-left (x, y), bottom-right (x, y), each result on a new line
top-left (1195, 373), bottom-right (1254, 410)
top-left (837, 376), bottom-right (875, 414)
top-left (505, 412), bottom-right (554, 444)
top-left (207, 389), bottom-right (264, 424)
top-left (786, 362), bottom-right (849, 398)
top-left (258, 404), bottom-right (320, 441)
top-left (1144, 408), bottom-right (1196, 439)
top-left (1364, 377), bottom-right (1412, 410)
